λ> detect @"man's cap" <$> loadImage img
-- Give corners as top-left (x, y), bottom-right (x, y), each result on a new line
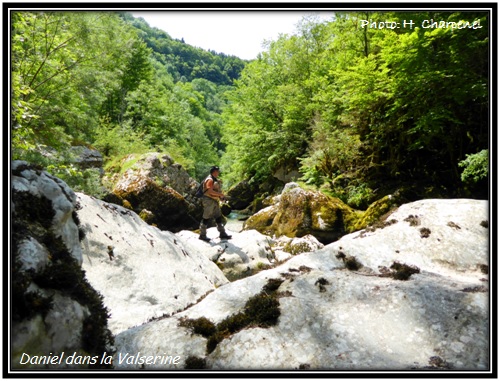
top-left (210, 166), bottom-right (220, 174)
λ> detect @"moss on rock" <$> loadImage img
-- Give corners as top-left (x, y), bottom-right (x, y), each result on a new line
top-left (179, 278), bottom-right (283, 355)
top-left (113, 174), bottom-right (197, 232)
top-left (243, 205), bottom-right (278, 236)
top-left (353, 194), bottom-right (400, 232)
top-left (12, 166), bottom-right (114, 369)
top-left (139, 209), bottom-right (155, 224)
top-left (184, 355), bottom-right (207, 369)
top-left (178, 317), bottom-right (217, 338)
top-left (104, 153), bottom-right (202, 231)
top-left (245, 185), bottom-right (362, 244)
top-left (390, 261), bottom-right (420, 280)
top-left (283, 241), bottom-right (314, 256)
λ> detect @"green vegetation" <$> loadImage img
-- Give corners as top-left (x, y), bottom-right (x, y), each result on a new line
top-left (458, 149), bottom-right (489, 198)
top-left (221, 11), bottom-right (489, 202)
top-left (184, 355), bottom-right (207, 369)
top-left (11, 11), bottom-right (245, 184)
top-left (11, 11), bottom-right (489, 202)
top-left (314, 277), bottom-right (330, 293)
top-left (179, 278), bottom-right (283, 354)
top-left (459, 149), bottom-right (488, 184)
top-left (179, 317), bottom-right (217, 338)
top-left (11, 174), bottom-right (114, 368)
top-left (389, 261), bottom-right (420, 281)
top-left (122, 13), bottom-right (246, 86)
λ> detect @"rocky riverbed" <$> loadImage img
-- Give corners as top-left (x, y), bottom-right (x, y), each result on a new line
top-left (11, 160), bottom-right (491, 373)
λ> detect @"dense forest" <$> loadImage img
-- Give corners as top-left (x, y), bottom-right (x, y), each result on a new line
top-left (11, 11), bottom-right (489, 208)
top-left (11, 11), bottom-right (245, 184)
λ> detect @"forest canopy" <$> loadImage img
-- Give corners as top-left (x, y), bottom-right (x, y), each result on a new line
top-left (11, 11), bottom-right (245, 182)
top-left (221, 11), bottom-right (489, 205)
top-left (10, 10), bottom-right (489, 204)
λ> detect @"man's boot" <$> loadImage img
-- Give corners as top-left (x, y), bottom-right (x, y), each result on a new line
top-left (217, 223), bottom-right (232, 240)
top-left (199, 222), bottom-right (210, 242)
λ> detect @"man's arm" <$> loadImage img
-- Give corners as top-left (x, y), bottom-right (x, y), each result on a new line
top-left (205, 178), bottom-right (225, 199)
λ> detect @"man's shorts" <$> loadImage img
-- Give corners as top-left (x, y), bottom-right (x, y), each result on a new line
top-left (202, 196), bottom-right (222, 220)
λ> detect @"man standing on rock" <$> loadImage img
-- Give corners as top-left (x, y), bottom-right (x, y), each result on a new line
top-left (199, 166), bottom-right (232, 242)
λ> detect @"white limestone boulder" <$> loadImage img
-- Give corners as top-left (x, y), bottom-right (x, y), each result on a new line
top-left (77, 193), bottom-right (228, 334)
top-left (12, 160), bottom-right (82, 264)
top-left (176, 227), bottom-right (324, 279)
top-left (324, 198), bottom-right (489, 279)
top-left (176, 228), bottom-right (276, 281)
top-left (272, 234), bottom-right (324, 262)
top-left (113, 198), bottom-right (489, 371)
top-left (11, 161), bottom-right (112, 369)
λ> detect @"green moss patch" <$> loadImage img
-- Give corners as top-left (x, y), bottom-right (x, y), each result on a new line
top-left (404, 215), bottom-right (421, 226)
top-left (262, 278), bottom-right (284, 293)
top-left (287, 265), bottom-right (313, 274)
top-left (479, 264), bottom-right (488, 274)
top-left (12, 179), bottom-right (114, 368)
top-left (243, 206), bottom-right (277, 235)
top-left (244, 292), bottom-right (281, 327)
top-left (12, 190), bottom-right (57, 321)
top-left (184, 356), bottom-right (207, 369)
top-left (178, 317), bottom-right (216, 338)
top-left (314, 277), bottom-right (330, 293)
top-left (353, 195), bottom-right (400, 232)
top-left (139, 209), bottom-right (155, 224)
top-left (336, 251), bottom-right (363, 271)
top-left (419, 227), bottom-right (431, 238)
top-left (447, 221), bottom-right (461, 230)
top-left (179, 278), bottom-right (283, 355)
top-left (427, 356), bottom-right (451, 369)
top-left (461, 285), bottom-right (488, 293)
top-left (31, 237), bottom-right (115, 364)
top-left (365, 219), bottom-right (398, 232)
top-left (389, 261), bottom-right (420, 281)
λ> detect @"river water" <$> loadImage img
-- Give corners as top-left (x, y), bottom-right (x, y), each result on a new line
top-left (224, 211), bottom-right (248, 233)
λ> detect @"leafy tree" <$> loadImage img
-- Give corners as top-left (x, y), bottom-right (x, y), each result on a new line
top-left (12, 10), bottom-right (488, 204)
top-left (353, 12), bottom-right (488, 195)
top-left (93, 117), bottom-right (150, 159)
top-left (124, 13), bottom-right (247, 86)
top-left (221, 21), bottom-right (327, 184)
top-left (12, 10), bottom-right (234, 184)
top-left (305, 11), bottom-right (488, 201)
top-left (100, 38), bottom-right (153, 124)
top-left (222, 11), bottom-right (489, 202)
top-left (459, 149), bottom-right (488, 184)
top-left (11, 11), bottom-right (145, 156)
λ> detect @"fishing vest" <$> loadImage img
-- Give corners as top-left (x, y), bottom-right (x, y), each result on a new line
top-left (203, 175), bottom-right (221, 200)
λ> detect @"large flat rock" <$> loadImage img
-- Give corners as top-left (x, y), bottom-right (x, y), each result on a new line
top-left (113, 199), bottom-right (489, 371)
top-left (77, 193), bottom-right (228, 334)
